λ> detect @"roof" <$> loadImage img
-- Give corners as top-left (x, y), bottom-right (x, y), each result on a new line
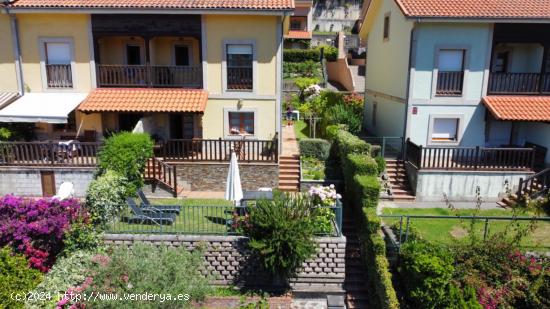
top-left (284, 30), bottom-right (312, 39)
top-left (0, 92), bottom-right (20, 110)
top-left (482, 96), bottom-right (550, 122)
top-left (395, 0), bottom-right (550, 19)
top-left (78, 88), bottom-right (208, 113)
top-left (0, 93), bottom-right (87, 124)
top-left (9, 0), bottom-right (294, 11)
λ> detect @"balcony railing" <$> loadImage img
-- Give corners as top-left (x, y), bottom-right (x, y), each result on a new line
top-left (435, 71), bottom-right (464, 96)
top-left (46, 64), bottom-right (73, 88)
top-left (227, 67), bottom-right (253, 90)
top-left (0, 141), bottom-right (100, 167)
top-left (488, 72), bottom-right (550, 94)
top-left (96, 65), bottom-right (202, 88)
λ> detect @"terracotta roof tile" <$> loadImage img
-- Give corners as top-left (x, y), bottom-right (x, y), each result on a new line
top-left (395, 0), bottom-right (550, 19)
top-left (482, 96), bottom-right (550, 122)
top-left (284, 30), bottom-right (312, 39)
top-left (78, 88), bottom-right (208, 113)
top-left (10, 0), bottom-right (294, 10)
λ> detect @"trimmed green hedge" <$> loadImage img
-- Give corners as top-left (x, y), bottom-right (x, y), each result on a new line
top-left (353, 175), bottom-right (381, 209)
top-left (375, 156), bottom-right (386, 174)
top-left (299, 138), bottom-right (331, 161)
top-left (345, 154), bottom-right (378, 178)
top-left (283, 45), bottom-right (338, 62)
top-left (334, 130), bottom-right (371, 161)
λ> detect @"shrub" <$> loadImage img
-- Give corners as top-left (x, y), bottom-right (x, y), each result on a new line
top-left (316, 45), bottom-right (338, 61)
top-left (0, 247), bottom-right (43, 309)
top-left (343, 92), bottom-right (364, 114)
top-left (0, 195), bottom-right (85, 272)
top-left (245, 193), bottom-right (317, 280)
top-left (62, 221), bottom-right (102, 254)
top-left (375, 156), bottom-right (386, 174)
top-left (334, 130), bottom-right (370, 160)
top-left (284, 49), bottom-right (322, 62)
top-left (326, 104), bottom-right (362, 135)
top-left (97, 132), bottom-right (154, 194)
top-left (353, 175), bottom-right (380, 209)
top-left (325, 124), bottom-right (346, 141)
top-left (283, 60), bottom-right (322, 79)
top-left (81, 243), bottom-right (211, 308)
top-left (344, 154), bottom-right (378, 178)
top-left (85, 170), bottom-right (128, 226)
top-left (26, 250), bottom-right (96, 309)
top-left (299, 138), bottom-right (331, 161)
top-left (295, 77), bottom-right (320, 91)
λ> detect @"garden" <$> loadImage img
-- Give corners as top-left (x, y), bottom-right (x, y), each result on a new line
top-left (0, 130), bottom-right (346, 308)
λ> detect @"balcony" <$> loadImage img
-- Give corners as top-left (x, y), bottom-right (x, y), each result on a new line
top-left (96, 65), bottom-right (202, 88)
top-left (488, 72), bottom-right (550, 95)
top-left (435, 71), bottom-right (464, 96)
top-left (46, 64), bottom-right (73, 88)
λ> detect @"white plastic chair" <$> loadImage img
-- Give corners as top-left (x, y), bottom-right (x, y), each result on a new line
top-left (53, 182), bottom-right (75, 200)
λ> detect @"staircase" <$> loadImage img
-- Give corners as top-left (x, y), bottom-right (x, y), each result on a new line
top-left (278, 155), bottom-right (300, 192)
top-left (343, 208), bottom-right (370, 308)
top-left (144, 158), bottom-right (184, 197)
top-left (384, 160), bottom-right (415, 202)
top-left (497, 168), bottom-right (550, 207)
top-left (349, 65), bottom-right (365, 93)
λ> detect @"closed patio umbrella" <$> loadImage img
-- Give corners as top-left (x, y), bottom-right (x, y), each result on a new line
top-left (225, 151), bottom-right (243, 206)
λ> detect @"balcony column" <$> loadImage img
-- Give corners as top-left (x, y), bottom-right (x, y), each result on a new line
top-left (539, 45), bottom-right (549, 93)
top-left (145, 37), bottom-right (152, 87)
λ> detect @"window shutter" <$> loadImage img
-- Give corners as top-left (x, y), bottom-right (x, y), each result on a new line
top-left (438, 50), bottom-right (463, 72)
top-left (46, 43), bottom-right (71, 65)
top-left (432, 118), bottom-right (458, 140)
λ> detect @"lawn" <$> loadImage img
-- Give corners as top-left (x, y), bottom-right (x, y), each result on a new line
top-left (381, 208), bottom-right (550, 251)
top-left (293, 119), bottom-right (310, 140)
top-left (107, 198), bottom-right (236, 235)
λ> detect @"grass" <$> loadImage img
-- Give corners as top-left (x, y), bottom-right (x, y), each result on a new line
top-left (293, 120), bottom-right (310, 140)
top-left (381, 208), bottom-right (550, 251)
top-left (107, 198), bottom-right (236, 234)
top-left (301, 156), bottom-right (325, 180)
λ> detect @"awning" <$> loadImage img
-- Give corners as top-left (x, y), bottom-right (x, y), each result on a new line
top-left (77, 88), bottom-right (208, 113)
top-left (482, 96), bottom-right (550, 122)
top-left (284, 30), bottom-right (313, 39)
top-left (0, 92), bottom-right (20, 110)
top-left (0, 93), bottom-right (87, 123)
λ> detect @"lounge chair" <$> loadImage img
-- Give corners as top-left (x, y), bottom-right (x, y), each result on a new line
top-left (137, 190), bottom-right (181, 215)
top-left (124, 198), bottom-right (176, 226)
top-left (52, 182), bottom-right (74, 200)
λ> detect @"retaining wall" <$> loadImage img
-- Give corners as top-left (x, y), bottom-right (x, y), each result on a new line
top-left (104, 234), bottom-right (346, 293)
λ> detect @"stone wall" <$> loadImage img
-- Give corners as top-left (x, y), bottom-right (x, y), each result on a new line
top-left (0, 167), bottom-right (95, 197)
top-left (176, 163), bottom-right (278, 191)
top-left (104, 234), bottom-right (346, 293)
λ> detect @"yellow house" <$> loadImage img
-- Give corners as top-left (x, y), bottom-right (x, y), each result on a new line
top-left (0, 0), bottom-right (293, 145)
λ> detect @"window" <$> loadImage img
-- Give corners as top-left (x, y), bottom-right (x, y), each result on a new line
top-left (290, 20), bottom-right (302, 31)
top-left (383, 15), bottom-right (390, 40)
top-left (229, 112), bottom-right (254, 135)
top-left (372, 101), bottom-right (377, 127)
top-left (493, 52), bottom-right (509, 73)
top-left (44, 42), bottom-right (72, 88)
top-left (174, 45), bottom-right (190, 66)
top-left (431, 118), bottom-right (459, 142)
top-left (226, 44), bottom-right (253, 91)
top-left (126, 45), bottom-right (142, 65)
top-left (436, 49), bottom-right (465, 96)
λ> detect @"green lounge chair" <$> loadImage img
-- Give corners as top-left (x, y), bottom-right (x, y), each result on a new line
top-left (137, 190), bottom-right (181, 215)
top-left (125, 198), bottom-right (176, 226)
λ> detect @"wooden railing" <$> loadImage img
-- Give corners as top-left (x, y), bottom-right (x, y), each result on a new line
top-left (488, 72), bottom-right (550, 94)
top-left (46, 64), bottom-right (73, 88)
top-left (144, 157), bottom-right (178, 197)
top-left (96, 65), bottom-right (202, 88)
top-left (436, 71), bottom-right (464, 96)
top-left (405, 139), bottom-right (535, 171)
top-left (0, 141), bottom-right (100, 167)
top-left (162, 138), bottom-right (278, 163)
top-left (517, 168), bottom-right (550, 201)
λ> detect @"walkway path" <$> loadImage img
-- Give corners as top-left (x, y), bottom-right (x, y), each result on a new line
top-left (279, 125), bottom-right (301, 192)
top-left (281, 124), bottom-right (300, 156)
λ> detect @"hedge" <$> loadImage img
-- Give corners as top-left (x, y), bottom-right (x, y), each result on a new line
top-left (345, 154), bottom-right (378, 178)
top-left (334, 130), bottom-right (371, 162)
top-left (299, 138), bottom-right (331, 161)
top-left (283, 45), bottom-right (338, 63)
top-left (375, 156), bottom-right (387, 174)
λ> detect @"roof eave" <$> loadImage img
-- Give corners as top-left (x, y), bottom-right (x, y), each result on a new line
top-left (6, 7), bottom-right (295, 15)
top-left (406, 16), bottom-right (550, 24)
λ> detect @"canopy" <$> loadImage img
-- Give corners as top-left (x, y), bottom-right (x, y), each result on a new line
top-left (0, 93), bottom-right (86, 123)
top-left (225, 151), bottom-right (243, 206)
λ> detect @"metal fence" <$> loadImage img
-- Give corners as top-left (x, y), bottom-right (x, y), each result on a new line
top-left (106, 201), bottom-right (343, 236)
top-left (363, 137), bottom-right (403, 159)
top-left (380, 214), bottom-right (550, 251)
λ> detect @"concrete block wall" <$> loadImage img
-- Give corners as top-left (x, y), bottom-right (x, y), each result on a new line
top-left (176, 163), bottom-right (278, 191)
top-left (104, 234), bottom-right (346, 292)
top-left (0, 167), bottom-right (95, 197)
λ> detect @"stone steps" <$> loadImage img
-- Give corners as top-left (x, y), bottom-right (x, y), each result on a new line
top-left (278, 155), bottom-right (300, 192)
top-left (383, 159), bottom-right (416, 202)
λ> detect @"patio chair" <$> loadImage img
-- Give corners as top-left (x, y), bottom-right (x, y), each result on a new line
top-left (52, 182), bottom-right (74, 200)
top-left (137, 190), bottom-right (181, 214)
top-left (124, 198), bottom-right (176, 226)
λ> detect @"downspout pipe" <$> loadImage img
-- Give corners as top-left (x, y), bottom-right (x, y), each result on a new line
top-left (401, 24), bottom-right (416, 160)
top-left (4, 1), bottom-right (24, 96)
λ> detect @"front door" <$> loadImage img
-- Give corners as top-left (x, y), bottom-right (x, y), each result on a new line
top-left (40, 171), bottom-right (56, 197)
top-left (485, 117), bottom-right (512, 147)
top-left (169, 114), bottom-right (184, 139)
top-left (182, 114), bottom-right (194, 139)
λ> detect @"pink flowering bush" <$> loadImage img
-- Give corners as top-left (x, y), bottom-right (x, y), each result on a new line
top-left (0, 195), bottom-right (87, 272)
top-left (308, 184), bottom-right (341, 207)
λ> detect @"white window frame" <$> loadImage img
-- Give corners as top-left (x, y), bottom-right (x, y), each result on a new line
top-left (431, 45), bottom-right (470, 101)
top-left (223, 107), bottom-right (258, 138)
top-left (222, 40), bottom-right (258, 95)
top-left (427, 114), bottom-right (464, 146)
top-left (39, 37), bottom-right (76, 92)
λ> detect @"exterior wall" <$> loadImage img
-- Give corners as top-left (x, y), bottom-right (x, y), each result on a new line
top-left (17, 14), bottom-right (93, 93)
top-left (515, 122), bottom-right (550, 166)
top-left (202, 99), bottom-right (277, 139)
top-left (204, 15), bottom-right (278, 96)
top-left (414, 170), bottom-right (533, 202)
top-left (312, 2), bottom-right (362, 32)
top-left (103, 234), bottom-right (346, 291)
top-left (326, 59), bottom-right (354, 91)
top-left (0, 167), bottom-right (94, 197)
top-left (76, 112), bottom-right (103, 137)
top-left (98, 36), bottom-right (144, 65)
top-left (363, 0), bottom-right (413, 136)
top-left (176, 162), bottom-right (278, 191)
top-left (152, 37), bottom-right (201, 66)
top-left (493, 43), bottom-right (544, 73)
top-left (0, 14), bottom-right (18, 92)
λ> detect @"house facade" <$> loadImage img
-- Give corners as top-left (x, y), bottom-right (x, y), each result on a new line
top-left (359, 0), bottom-right (550, 201)
top-left (0, 0), bottom-right (291, 142)
top-left (283, 0), bottom-right (313, 49)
